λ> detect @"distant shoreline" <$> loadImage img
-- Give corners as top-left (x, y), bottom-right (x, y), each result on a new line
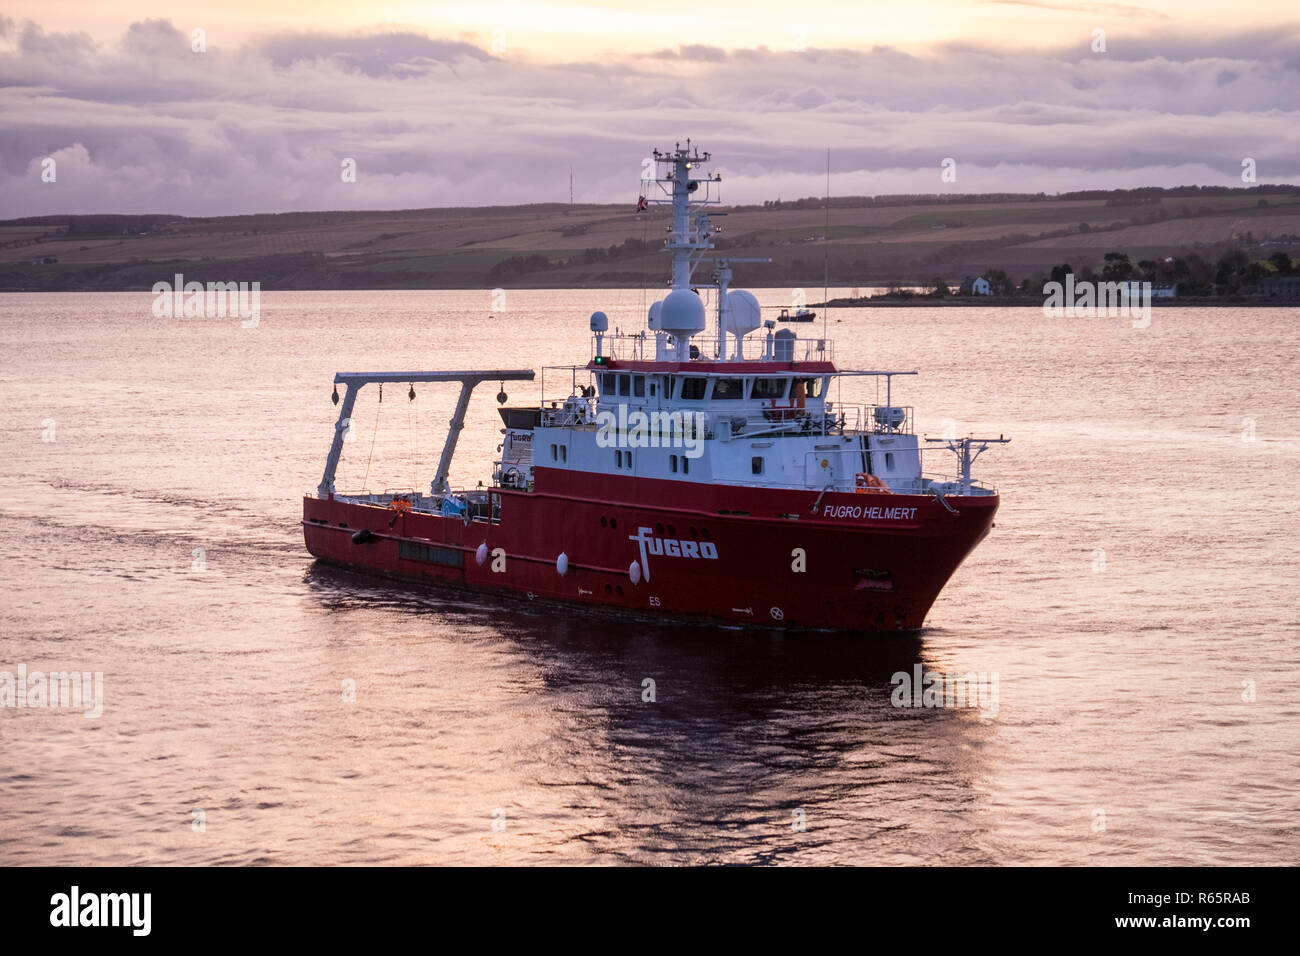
top-left (0, 287), bottom-right (1295, 307)
top-left (815, 295), bottom-right (1299, 308)
top-left (4, 186), bottom-right (1298, 299)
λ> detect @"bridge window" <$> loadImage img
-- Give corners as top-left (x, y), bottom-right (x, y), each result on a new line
top-left (618, 375), bottom-right (630, 396)
top-left (633, 376), bottom-right (645, 397)
top-left (679, 377), bottom-right (707, 400)
top-left (712, 378), bottom-right (743, 400)
top-left (600, 373), bottom-right (615, 394)
top-left (795, 377), bottom-right (824, 399)
top-left (752, 377), bottom-right (788, 400)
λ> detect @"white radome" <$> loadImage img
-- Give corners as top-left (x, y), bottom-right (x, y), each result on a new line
top-left (656, 288), bottom-right (706, 337)
top-left (723, 289), bottom-right (762, 356)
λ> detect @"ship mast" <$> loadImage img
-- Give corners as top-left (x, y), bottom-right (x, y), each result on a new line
top-left (649, 140), bottom-right (718, 290)
top-left (643, 141), bottom-right (722, 358)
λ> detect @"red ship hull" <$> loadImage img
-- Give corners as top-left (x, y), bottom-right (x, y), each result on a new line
top-left (302, 467), bottom-right (998, 631)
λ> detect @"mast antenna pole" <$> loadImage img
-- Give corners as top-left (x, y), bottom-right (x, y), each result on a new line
top-left (823, 147), bottom-right (830, 343)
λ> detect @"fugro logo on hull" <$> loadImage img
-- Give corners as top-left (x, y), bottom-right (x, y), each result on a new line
top-left (628, 526), bottom-right (718, 581)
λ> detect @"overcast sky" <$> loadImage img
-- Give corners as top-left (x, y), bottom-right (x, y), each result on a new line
top-left (2, 2), bottom-right (1298, 216)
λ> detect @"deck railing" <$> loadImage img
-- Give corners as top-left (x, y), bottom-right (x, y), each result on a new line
top-left (536, 400), bottom-right (912, 441)
top-left (592, 332), bottom-right (835, 364)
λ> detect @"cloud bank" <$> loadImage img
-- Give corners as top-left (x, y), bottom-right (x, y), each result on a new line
top-left (1, 17), bottom-right (1298, 216)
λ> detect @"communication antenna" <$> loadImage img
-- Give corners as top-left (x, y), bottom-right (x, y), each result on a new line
top-left (823, 147), bottom-right (830, 342)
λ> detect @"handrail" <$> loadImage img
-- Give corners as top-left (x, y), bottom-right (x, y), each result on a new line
top-left (593, 331), bottom-right (836, 363)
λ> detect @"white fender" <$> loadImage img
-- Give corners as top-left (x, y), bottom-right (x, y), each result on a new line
top-left (629, 561), bottom-right (641, 585)
top-left (475, 542), bottom-right (488, 566)
top-left (556, 552), bottom-right (569, 576)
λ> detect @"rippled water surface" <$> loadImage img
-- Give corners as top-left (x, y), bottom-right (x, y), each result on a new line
top-left (1, 290), bottom-right (1296, 865)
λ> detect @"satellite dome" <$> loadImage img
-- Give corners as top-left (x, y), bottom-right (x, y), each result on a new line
top-left (722, 289), bottom-right (762, 358)
top-left (723, 289), bottom-right (761, 336)
top-left (589, 310), bottom-right (608, 332)
top-left (657, 288), bottom-right (706, 337)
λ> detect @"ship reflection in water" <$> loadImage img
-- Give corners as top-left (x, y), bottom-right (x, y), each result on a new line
top-left (300, 564), bottom-right (995, 865)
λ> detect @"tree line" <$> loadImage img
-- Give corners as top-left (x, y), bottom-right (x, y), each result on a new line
top-left (925, 249), bottom-right (1297, 298)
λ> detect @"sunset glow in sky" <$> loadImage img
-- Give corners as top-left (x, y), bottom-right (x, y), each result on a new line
top-left (4, 1), bottom-right (1289, 57)
top-left (2, 1), bottom-right (1297, 214)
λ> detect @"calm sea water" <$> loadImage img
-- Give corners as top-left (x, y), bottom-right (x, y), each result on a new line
top-left (1, 290), bottom-right (1296, 865)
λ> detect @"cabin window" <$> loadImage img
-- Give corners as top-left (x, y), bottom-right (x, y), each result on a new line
top-left (682, 456), bottom-right (691, 475)
top-left (615, 450), bottom-right (623, 467)
top-left (551, 444), bottom-right (558, 461)
top-left (633, 376), bottom-right (645, 397)
top-left (679, 377), bottom-right (707, 400)
top-left (795, 377), bottom-right (824, 399)
top-left (885, 452), bottom-right (895, 470)
top-left (618, 375), bottom-right (630, 396)
top-left (712, 378), bottom-right (743, 400)
top-left (625, 451), bottom-right (633, 470)
top-left (752, 377), bottom-right (788, 400)
top-left (670, 455), bottom-right (678, 473)
top-left (600, 373), bottom-right (615, 394)
top-left (560, 446), bottom-right (567, 463)
top-left (752, 456), bottom-right (764, 475)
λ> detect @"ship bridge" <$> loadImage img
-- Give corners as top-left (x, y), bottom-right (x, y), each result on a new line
top-left (495, 355), bottom-right (998, 501)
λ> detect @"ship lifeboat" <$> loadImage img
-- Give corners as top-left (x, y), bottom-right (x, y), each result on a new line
top-left (854, 472), bottom-right (892, 494)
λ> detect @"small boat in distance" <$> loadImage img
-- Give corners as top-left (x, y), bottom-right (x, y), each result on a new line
top-left (777, 307), bottom-right (817, 322)
top-left (302, 140), bottom-right (1009, 631)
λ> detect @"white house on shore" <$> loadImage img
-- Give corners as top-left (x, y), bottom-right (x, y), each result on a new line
top-left (958, 276), bottom-right (993, 295)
